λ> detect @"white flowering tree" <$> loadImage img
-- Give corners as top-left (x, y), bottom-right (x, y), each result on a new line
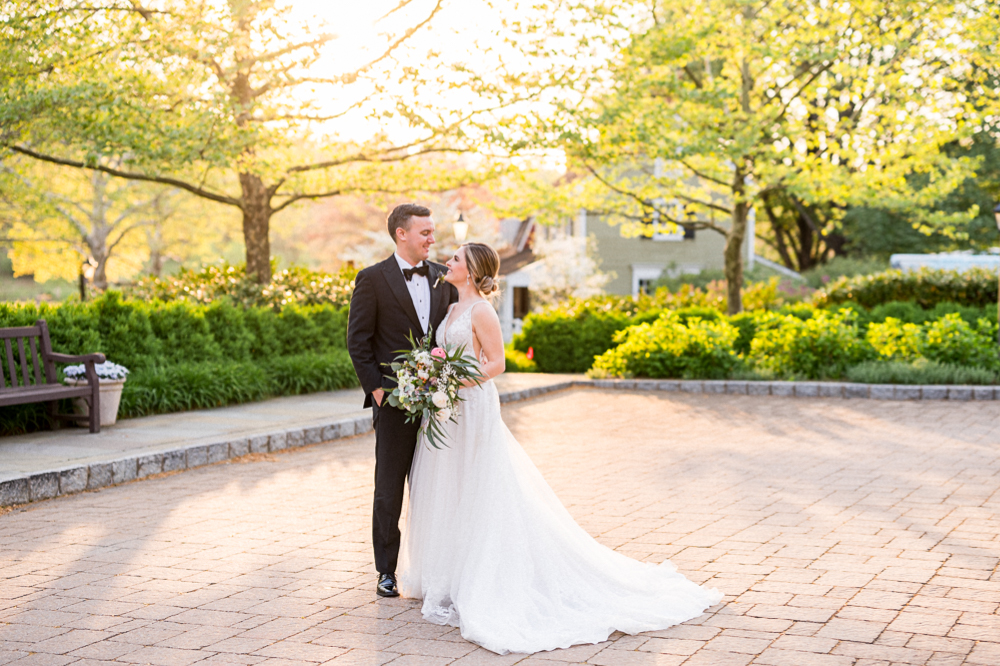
top-left (522, 235), bottom-right (612, 308)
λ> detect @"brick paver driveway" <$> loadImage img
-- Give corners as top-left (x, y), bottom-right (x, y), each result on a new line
top-left (2, 389), bottom-right (999, 666)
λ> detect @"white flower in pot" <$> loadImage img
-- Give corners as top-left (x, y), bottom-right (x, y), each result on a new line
top-left (64, 361), bottom-right (130, 427)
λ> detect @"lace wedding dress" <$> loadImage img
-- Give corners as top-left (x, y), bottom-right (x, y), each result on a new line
top-left (399, 301), bottom-right (721, 655)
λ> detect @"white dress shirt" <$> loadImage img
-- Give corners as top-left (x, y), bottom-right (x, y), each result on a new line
top-left (394, 252), bottom-right (431, 333)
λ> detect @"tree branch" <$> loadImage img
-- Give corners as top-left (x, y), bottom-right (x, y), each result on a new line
top-left (344, 0), bottom-right (443, 83)
top-left (677, 159), bottom-right (730, 187)
top-left (107, 219), bottom-right (150, 252)
top-left (285, 146), bottom-right (468, 176)
top-left (250, 34), bottom-right (334, 67)
top-left (771, 60), bottom-right (835, 124)
top-left (682, 64), bottom-right (703, 89)
top-left (585, 164), bottom-right (733, 219)
top-left (5, 145), bottom-right (243, 208)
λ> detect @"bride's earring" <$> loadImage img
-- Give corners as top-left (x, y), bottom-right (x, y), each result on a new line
top-left (466, 275), bottom-right (471, 285)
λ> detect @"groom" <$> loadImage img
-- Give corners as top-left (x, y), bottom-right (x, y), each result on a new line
top-left (347, 203), bottom-right (459, 598)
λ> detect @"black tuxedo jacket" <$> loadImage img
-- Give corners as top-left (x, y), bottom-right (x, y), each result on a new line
top-left (347, 255), bottom-right (459, 408)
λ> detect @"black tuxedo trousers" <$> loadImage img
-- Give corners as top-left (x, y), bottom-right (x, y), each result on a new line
top-left (347, 255), bottom-right (458, 574)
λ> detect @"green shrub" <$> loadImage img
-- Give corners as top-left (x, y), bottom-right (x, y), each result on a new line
top-left (146, 300), bottom-right (223, 364)
top-left (80, 293), bottom-right (164, 370)
top-left (749, 309), bottom-right (872, 380)
top-left (591, 313), bottom-right (741, 379)
top-left (926, 302), bottom-right (996, 327)
top-left (511, 282), bottom-right (783, 375)
top-left (272, 304), bottom-right (349, 357)
top-left (504, 347), bottom-right (538, 373)
top-left (113, 350), bottom-right (358, 419)
top-left (777, 303), bottom-right (817, 320)
top-left (801, 256), bottom-right (890, 289)
top-left (815, 267), bottom-right (998, 309)
top-left (120, 361), bottom-right (272, 417)
top-left (728, 312), bottom-right (759, 356)
top-left (0, 292), bottom-right (355, 436)
top-left (846, 359), bottom-right (998, 385)
top-left (673, 306), bottom-right (722, 324)
top-left (203, 301), bottom-right (256, 359)
top-left (262, 351), bottom-right (357, 395)
top-left (513, 308), bottom-right (631, 374)
top-left (867, 300), bottom-right (927, 325)
top-left (922, 314), bottom-right (999, 369)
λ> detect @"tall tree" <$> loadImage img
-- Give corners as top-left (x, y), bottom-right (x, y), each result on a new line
top-left (1, 0), bottom-right (510, 283)
top-left (508, 0), bottom-right (997, 312)
top-left (1, 156), bottom-right (228, 288)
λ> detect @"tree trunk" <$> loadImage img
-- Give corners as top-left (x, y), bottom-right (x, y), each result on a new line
top-left (724, 200), bottom-right (749, 315)
top-left (240, 172), bottom-right (272, 284)
top-left (92, 257), bottom-right (109, 291)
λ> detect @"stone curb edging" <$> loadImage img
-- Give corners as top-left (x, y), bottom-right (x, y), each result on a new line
top-left (0, 384), bottom-right (578, 508)
top-left (2, 377), bottom-right (993, 507)
top-left (0, 414), bottom-right (377, 509)
top-left (586, 378), bottom-right (1000, 401)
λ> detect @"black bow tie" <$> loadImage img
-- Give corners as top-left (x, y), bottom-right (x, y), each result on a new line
top-left (403, 263), bottom-right (430, 281)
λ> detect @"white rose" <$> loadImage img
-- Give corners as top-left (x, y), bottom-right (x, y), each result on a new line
top-left (435, 407), bottom-right (452, 422)
top-left (431, 391), bottom-right (448, 408)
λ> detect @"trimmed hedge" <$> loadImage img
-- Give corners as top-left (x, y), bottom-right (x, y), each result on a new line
top-left (814, 267), bottom-right (998, 309)
top-left (0, 292), bottom-right (349, 369)
top-left (0, 292), bottom-right (357, 435)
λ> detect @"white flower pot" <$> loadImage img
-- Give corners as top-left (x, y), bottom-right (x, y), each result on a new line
top-left (65, 378), bottom-right (126, 427)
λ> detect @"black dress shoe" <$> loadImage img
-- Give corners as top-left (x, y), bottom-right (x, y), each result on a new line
top-left (377, 573), bottom-right (399, 597)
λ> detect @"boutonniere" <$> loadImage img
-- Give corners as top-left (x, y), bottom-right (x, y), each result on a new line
top-left (433, 274), bottom-right (444, 289)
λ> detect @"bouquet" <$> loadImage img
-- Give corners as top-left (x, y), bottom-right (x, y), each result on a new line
top-left (385, 327), bottom-right (484, 449)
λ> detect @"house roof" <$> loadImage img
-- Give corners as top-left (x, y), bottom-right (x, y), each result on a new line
top-left (499, 248), bottom-right (536, 276)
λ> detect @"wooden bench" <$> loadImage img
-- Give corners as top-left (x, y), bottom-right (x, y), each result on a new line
top-left (0, 319), bottom-right (106, 433)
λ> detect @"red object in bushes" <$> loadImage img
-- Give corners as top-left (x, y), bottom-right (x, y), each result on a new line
top-left (526, 347), bottom-right (534, 360)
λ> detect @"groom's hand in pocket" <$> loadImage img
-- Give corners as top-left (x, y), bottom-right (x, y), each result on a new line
top-left (372, 388), bottom-right (385, 406)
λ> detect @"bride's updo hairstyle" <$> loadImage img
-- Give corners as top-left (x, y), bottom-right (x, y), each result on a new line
top-left (463, 242), bottom-right (501, 298)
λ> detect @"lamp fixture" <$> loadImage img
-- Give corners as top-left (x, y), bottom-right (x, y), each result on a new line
top-left (454, 212), bottom-right (469, 243)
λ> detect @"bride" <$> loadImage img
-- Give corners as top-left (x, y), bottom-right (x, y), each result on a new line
top-left (399, 242), bottom-right (722, 655)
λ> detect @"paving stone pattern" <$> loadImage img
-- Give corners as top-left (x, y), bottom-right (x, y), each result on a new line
top-left (1, 389), bottom-right (999, 666)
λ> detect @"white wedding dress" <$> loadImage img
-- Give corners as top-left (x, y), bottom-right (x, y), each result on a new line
top-left (399, 301), bottom-right (722, 655)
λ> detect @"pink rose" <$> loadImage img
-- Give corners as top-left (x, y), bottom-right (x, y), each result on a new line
top-left (431, 347), bottom-right (446, 359)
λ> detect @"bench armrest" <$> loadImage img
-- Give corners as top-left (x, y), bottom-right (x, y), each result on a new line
top-left (48, 352), bottom-right (107, 364)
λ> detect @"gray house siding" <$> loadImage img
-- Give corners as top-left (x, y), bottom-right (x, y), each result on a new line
top-left (588, 214), bottom-right (727, 295)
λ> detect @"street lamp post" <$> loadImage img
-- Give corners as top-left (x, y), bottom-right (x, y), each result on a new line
top-left (995, 204), bottom-right (1000, 350)
top-left (454, 212), bottom-right (469, 244)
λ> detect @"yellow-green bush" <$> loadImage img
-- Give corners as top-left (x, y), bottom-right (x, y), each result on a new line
top-left (748, 310), bottom-right (873, 380)
top-left (590, 313), bottom-right (741, 379)
top-left (923, 314), bottom-right (999, 369)
top-left (866, 317), bottom-right (925, 361)
top-left (504, 348), bottom-right (538, 373)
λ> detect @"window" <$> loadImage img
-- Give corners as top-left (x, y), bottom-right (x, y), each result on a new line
top-left (631, 264), bottom-right (665, 297)
top-left (513, 287), bottom-right (531, 319)
top-left (639, 201), bottom-right (684, 241)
